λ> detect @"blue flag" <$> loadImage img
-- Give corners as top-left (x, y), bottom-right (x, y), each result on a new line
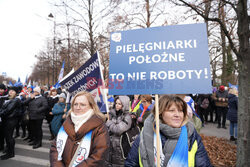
top-left (24, 75), bottom-right (28, 86)
top-left (228, 82), bottom-right (238, 90)
top-left (14, 77), bottom-right (23, 87)
top-left (9, 81), bottom-right (13, 86)
top-left (58, 61), bottom-right (65, 82)
top-left (54, 61), bottom-right (65, 89)
top-left (54, 81), bottom-right (60, 89)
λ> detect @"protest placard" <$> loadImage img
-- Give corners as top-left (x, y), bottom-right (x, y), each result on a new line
top-left (60, 52), bottom-right (108, 113)
top-left (109, 23), bottom-right (212, 95)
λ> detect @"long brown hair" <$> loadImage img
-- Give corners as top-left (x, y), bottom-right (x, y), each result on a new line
top-left (152, 95), bottom-right (188, 125)
top-left (70, 91), bottom-right (106, 121)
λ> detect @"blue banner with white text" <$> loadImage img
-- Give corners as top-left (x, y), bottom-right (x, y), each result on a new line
top-left (109, 23), bottom-right (212, 95)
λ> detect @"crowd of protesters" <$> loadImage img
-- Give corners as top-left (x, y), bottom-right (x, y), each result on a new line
top-left (0, 83), bottom-right (68, 160)
top-left (0, 82), bottom-right (238, 166)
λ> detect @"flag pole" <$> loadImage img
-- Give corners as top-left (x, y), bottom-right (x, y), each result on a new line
top-left (97, 52), bottom-right (110, 120)
top-left (155, 94), bottom-right (160, 167)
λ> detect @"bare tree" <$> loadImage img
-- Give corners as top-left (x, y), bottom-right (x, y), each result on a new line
top-left (108, 0), bottom-right (172, 31)
top-left (53, 0), bottom-right (114, 56)
top-left (30, 40), bottom-right (55, 86)
top-left (46, 0), bottom-right (115, 83)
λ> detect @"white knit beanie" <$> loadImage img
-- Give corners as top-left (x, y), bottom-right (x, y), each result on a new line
top-left (33, 86), bottom-right (41, 94)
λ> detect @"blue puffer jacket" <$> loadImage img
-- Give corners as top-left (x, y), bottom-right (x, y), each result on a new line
top-left (227, 94), bottom-right (238, 122)
top-left (125, 128), bottom-right (212, 167)
top-left (51, 102), bottom-right (66, 136)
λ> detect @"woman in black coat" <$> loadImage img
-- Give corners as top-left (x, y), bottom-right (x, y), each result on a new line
top-left (0, 86), bottom-right (21, 160)
top-left (227, 88), bottom-right (238, 142)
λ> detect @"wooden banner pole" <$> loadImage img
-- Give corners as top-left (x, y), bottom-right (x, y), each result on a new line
top-left (155, 94), bottom-right (160, 167)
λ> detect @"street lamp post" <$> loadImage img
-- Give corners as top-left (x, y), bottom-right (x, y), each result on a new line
top-left (58, 38), bottom-right (71, 74)
top-left (48, 13), bottom-right (57, 85)
top-left (57, 23), bottom-right (71, 74)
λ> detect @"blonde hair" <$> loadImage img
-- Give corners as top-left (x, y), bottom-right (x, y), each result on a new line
top-left (70, 91), bottom-right (106, 121)
top-left (229, 88), bottom-right (238, 96)
top-left (152, 95), bottom-right (189, 126)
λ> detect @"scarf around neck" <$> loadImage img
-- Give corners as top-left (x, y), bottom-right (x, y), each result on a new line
top-left (139, 114), bottom-right (194, 167)
top-left (71, 109), bottom-right (94, 132)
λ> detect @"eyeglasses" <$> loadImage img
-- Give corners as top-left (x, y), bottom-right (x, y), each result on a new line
top-left (73, 103), bottom-right (87, 108)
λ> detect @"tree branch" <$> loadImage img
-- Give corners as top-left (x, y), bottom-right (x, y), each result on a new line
top-left (178, 0), bottom-right (239, 57)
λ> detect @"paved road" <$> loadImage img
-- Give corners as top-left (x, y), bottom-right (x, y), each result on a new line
top-left (0, 121), bottom-right (50, 167)
top-left (200, 120), bottom-right (231, 140)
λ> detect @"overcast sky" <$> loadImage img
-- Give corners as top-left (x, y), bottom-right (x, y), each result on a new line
top-left (0, 0), bottom-right (53, 82)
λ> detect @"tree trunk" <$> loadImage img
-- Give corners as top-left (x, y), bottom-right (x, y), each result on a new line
top-left (237, 58), bottom-right (250, 167)
top-left (204, 0), bottom-right (211, 36)
top-left (219, 1), bottom-right (227, 85)
top-left (145, 0), bottom-right (150, 28)
top-left (236, 0), bottom-right (250, 166)
top-left (212, 61), bottom-right (217, 85)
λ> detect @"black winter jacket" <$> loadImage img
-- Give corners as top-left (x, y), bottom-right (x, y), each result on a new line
top-left (23, 96), bottom-right (48, 120)
top-left (0, 98), bottom-right (21, 120)
top-left (0, 92), bottom-right (8, 108)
